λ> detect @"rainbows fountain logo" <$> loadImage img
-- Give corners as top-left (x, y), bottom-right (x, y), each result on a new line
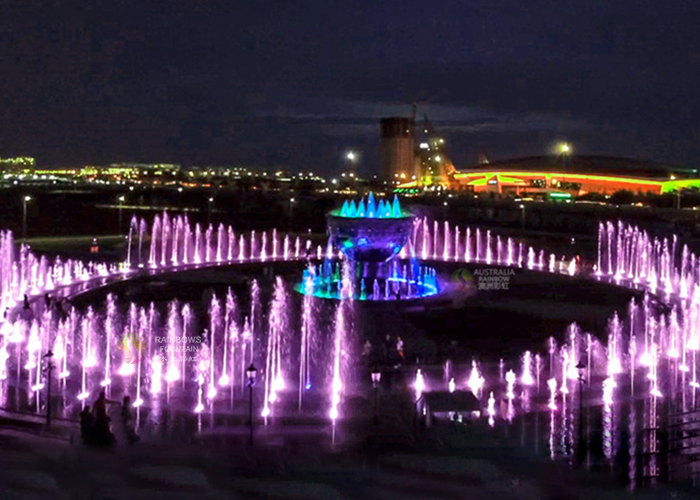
top-left (451, 268), bottom-right (474, 290)
top-left (117, 333), bottom-right (144, 365)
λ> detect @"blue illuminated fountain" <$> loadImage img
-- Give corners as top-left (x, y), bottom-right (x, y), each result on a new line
top-left (328, 193), bottom-right (413, 262)
top-left (298, 194), bottom-right (440, 300)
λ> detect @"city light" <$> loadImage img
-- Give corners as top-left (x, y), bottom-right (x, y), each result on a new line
top-left (558, 142), bottom-right (571, 154)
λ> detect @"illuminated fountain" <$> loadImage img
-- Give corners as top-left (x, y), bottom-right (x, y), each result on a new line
top-left (299, 194), bottom-right (440, 300)
top-left (8, 198), bottom-right (700, 484)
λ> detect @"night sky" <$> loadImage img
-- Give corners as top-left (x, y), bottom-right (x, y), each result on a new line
top-left (1, 1), bottom-right (699, 174)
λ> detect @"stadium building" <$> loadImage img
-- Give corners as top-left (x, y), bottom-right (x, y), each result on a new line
top-left (447, 155), bottom-right (700, 197)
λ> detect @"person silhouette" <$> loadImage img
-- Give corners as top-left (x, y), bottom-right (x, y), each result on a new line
top-left (92, 391), bottom-right (118, 446)
top-left (120, 396), bottom-right (140, 444)
top-left (79, 405), bottom-right (95, 445)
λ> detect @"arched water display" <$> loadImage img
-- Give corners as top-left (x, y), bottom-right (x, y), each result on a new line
top-left (3, 195), bottom-right (700, 483)
top-left (0, 195), bottom-right (574, 423)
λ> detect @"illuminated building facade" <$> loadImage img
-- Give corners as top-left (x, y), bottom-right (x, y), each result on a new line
top-left (399, 155), bottom-right (700, 196)
top-left (452, 170), bottom-right (671, 196)
top-left (380, 117), bottom-right (415, 183)
top-left (415, 115), bottom-right (455, 187)
top-left (379, 113), bottom-right (458, 187)
top-left (0, 157), bottom-right (35, 175)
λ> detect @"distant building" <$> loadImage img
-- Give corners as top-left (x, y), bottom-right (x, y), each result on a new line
top-left (0, 157), bottom-right (35, 175)
top-left (380, 117), bottom-right (415, 183)
top-left (378, 112), bottom-right (457, 188)
top-left (414, 115), bottom-right (455, 187)
top-left (399, 155), bottom-right (700, 197)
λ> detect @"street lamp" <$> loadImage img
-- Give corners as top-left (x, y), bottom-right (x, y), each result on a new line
top-left (22, 195), bottom-right (32, 240)
top-left (246, 363), bottom-right (257, 445)
top-left (117, 196), bottom-right (125, 234)
top-left (288, 198), bottom-right (295, 230)
top-left (371, 368), bottom-right (381, 424)
top-left (557, 142), bottom-right (572, 170)
top-left (345, 151), bottom-right (358, 177)
top-left (576, 359), bottom-right (586, 465)
top-left (43, 350), bottom-right (55, 427)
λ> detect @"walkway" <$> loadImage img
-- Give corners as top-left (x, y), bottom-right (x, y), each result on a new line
top-left (0, 418), bottom-right (696, 500)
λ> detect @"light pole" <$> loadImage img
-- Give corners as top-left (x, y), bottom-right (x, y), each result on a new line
top-left (345, 151), bottom-right (358, 177)
top-left (558, 142), bottom-right (571, 169)
top-left (576, 359), bottom-right (586, 465)
top-left (22, 195), bottom-right (32, 240)
top-left (670, 175), bottom-right (681, 209)
top-left (43, 350), bottom-right (55, 428)
top-left (246, 363), bottom-right (257, 445)
top-left (118, 196), bottom-right (125, 234)
top-left (289, 198), bottom-right (295, 231)
top-left (519, 204), bottom-right (525, 229)
top-left (208, 197), bottom-right (214, 222)
top-left (371, 368), bottom-right (381, 424)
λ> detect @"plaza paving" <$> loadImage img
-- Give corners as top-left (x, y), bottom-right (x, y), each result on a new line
top-left (0, 415), bottom-right (696, 500)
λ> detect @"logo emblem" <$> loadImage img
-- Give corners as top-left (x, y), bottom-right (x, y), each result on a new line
top-left (451, 268), bottom-right (473, 290)
top-left (118, 333), bottom-right (143, 365)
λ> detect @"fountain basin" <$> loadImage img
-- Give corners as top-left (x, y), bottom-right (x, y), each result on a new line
top-left (327, 215), bottom-right (414, 263)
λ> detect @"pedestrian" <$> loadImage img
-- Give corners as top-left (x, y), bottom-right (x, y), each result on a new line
top-left (384, 334), bottom-right (392, 363)
top-left (79, 405), bottom-right (95, 445)
top-left (92, 390), bottom-right (118, 446)
top-left (120, 396), bottom-right (140, 444)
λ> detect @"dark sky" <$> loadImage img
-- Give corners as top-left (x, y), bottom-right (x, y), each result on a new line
top-left (1, 0), bottom-right (699, 174)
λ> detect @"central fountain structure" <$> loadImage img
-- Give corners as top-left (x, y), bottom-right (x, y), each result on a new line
top-left (327, 193), bottom-right (413, 262)
top-left (299, 194), bottom-right (439, 300)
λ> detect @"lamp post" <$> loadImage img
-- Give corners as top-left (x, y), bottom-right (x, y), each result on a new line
top-left (43, 350), bottom-right (55, 428)
top-left (208, 197), bottom-right (214, 222)
top-left (558, 142), bottom-right (572, 170)
top-left (22, 195), bottom-right (32, 240)
top-left (289, 198), bottom-right (295, 231)
top-left (670, 176), bottom-right (681, 209)
top-left (117, 196), bottom-right (125, 234)
top-left (576, 359), bottom-right (586, 465)
top-left (345, 151), bottom-right (358, 179)
top-left (246, 363), bottom-right (257, 445)
top-left (371, 368), bottom-right (382, 424)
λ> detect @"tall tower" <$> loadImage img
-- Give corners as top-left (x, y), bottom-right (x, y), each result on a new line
top-left (380, 117), bottom-right (415, 183)
top-left (414, 115), bottom-right (455, 187)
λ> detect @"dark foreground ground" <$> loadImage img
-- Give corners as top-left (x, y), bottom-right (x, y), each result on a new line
top-left (0, 409), bottom-right (695, 500)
